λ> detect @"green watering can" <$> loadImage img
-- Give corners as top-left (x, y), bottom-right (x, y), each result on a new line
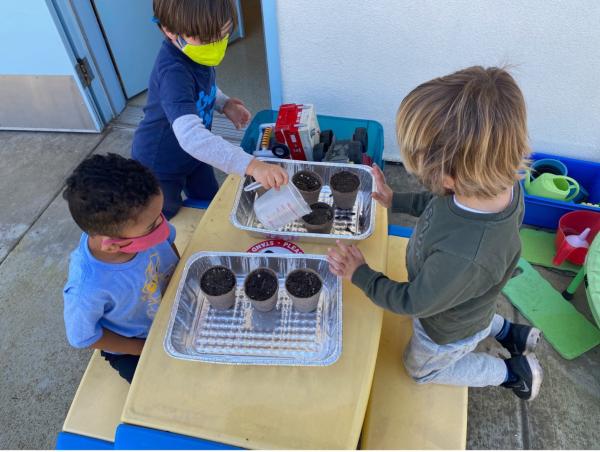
top-left (525, 171), bottom-right (580, 201)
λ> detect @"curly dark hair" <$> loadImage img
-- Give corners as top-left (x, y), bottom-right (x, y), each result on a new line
top-left (63, 154), bottom-right (161, 236)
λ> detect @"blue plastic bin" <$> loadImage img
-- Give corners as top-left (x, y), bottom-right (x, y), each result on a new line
top-left (523, 152), bottom-right (600, 230)
top-left (240, 110), bottom-right (385, 168)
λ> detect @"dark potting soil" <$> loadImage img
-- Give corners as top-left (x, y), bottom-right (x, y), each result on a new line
top-left (302, 202), bottom-right (333, 225)
top-left (201, 266), bottom-right (236, 296)
top-left (286, 270), bottom-right (322, 298)
top-left (244, 269), bottom-right (278, 301)
top-left (330, 171), bottom-right (360, 193)
top-left (293, 171), bottom-right (321, 191)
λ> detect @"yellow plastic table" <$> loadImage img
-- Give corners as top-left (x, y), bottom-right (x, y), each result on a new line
top-left (121, 175), bottom-right (389, 449)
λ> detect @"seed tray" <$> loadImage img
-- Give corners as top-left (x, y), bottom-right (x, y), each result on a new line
top-left (230, 159), bottom-right (376, 244)
top-left (164, 252), bottom-right (342, 366)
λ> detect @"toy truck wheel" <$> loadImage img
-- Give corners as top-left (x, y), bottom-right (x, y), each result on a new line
top-left (353, 127), bottom-right (368, 154)
top-left (271, 143), bottom-right (290, 159)
top-left (312, 143), bottom-right (325, 162)
top-left (320, 129), bottom-right (334, 147)
top-left (348, 141), bottom-right (363, 164)
top-left (319, 129), bottom-right (334, 154)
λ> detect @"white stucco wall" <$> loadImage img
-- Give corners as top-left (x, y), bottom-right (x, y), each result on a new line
top-left (275, 1), bottom-right (600, 162)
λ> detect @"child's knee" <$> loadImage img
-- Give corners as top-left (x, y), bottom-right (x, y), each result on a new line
top-left (402, 349), bottom-right (435, 384)
top-left (162, 193), bottom-right (183, 219)
top-left (403, 360), bottom-right (435, 384)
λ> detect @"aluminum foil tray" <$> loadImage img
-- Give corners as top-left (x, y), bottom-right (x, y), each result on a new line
top-left (164, 252), bottom-right (342, 366)
top-left (231, 159), bottom-right (376, 244)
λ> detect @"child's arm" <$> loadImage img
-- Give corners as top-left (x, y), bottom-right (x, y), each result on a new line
top-left (214, 87), bottom-right (250, 130)
top-left (328, 241), bottom-right (489, 317)
top-left (64, 284), bottom-right (145, 355)
top-left (161, 68), bottom-right (287, 188)
top-left (372, 164), bottom-right (433, 216)
top-left (90, 329), bottom-right (145, 355)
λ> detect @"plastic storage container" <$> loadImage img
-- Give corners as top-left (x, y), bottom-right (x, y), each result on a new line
top-left (523, 152), bottom-right (600, 229)
top-left (241, 110), bottom-right (385, 168)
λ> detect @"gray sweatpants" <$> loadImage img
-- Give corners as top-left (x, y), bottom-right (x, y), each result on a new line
top-left (403, 314), bottom-right (507, 387)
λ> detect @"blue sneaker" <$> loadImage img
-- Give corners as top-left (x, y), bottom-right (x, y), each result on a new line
top-left (498, 323), bottom-right (542, 356)
top-left (502, 354), bottom-right (544, 401)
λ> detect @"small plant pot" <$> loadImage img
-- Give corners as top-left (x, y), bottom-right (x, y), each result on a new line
top-left (200, 265), bottom-right (237, 310)
top-left (292, 170), bottom-right (323, 205)
top-left (301, 202), bottom-right (334, 234)
top-left (243, 268), bottom-right (279, 312)
top-left (330, 171), bottom-right (360, 209)
top-left (285, 269), bottom-right (323, 313)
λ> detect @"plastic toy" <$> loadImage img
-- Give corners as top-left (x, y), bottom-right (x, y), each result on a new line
top-left (554, 210), bottom-right (600, 265)
top-left (553, 227), bottom-right (591, 265)
top-left (274, 104), bottom-right (320, 161)
top-left (531, 158), bottom-right (568, 177)
top-left (319, 127), bottom-right (372, 165)
top-left (253, 123), bottom-right (291, 159)
top-left (525, 171), bottom-right (580, 201)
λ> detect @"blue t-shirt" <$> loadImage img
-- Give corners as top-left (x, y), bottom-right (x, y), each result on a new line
top-left (63, 224), bottom-right (179, 352)
top-left (132, 39), bottom-right (217, 176)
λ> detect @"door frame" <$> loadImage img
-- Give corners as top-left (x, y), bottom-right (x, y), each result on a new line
top-left (260, 0), bottom-right (282, 110)
top-left (47, 0), bottom-right (127, 128)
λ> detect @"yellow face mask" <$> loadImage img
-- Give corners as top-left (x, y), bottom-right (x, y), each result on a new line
top-left (176, 35), bottom-right (229, 66)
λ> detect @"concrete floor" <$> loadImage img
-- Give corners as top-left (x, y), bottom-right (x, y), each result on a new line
top-left (217, 0), bottom-right (271, 115)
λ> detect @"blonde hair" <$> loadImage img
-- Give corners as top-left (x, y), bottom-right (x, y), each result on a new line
top-left (396, 66), bottom-right (530, 198)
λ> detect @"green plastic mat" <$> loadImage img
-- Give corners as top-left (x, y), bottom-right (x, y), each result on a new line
top-left (502, 258), bottom-right (600, 359)
top-left (520, 228), bottom-right (581, 273)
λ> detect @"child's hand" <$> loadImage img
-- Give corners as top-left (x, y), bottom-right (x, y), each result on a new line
top-left (223, 98), bottom-right (251, 129)
top-left (327, 240), bottom-right (366, 280)
top-left (247, 159), bottom-right (289, 189)
top-left (371, 163), bottom-right (393, 208)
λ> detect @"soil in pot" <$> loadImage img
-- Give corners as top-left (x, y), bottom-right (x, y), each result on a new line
top-left (285, 269), bottom-right (323, 313)
top-left (244, 268), bottom-right (279, 312)
top-left (200, 266), bottom-right (237, 310)
top-left (302, 202), bottom-right (334, 234)
top-left (292, 170), bottom-right (323, 205)
top-left (330, 171), bottom-right (360, 209)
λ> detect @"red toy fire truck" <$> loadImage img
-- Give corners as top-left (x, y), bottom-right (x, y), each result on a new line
top-left (273, 104), bottom-right (321, 161)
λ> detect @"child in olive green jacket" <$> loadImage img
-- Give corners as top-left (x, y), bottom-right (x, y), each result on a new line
top-left (328, 66), bottom-right (543, 401)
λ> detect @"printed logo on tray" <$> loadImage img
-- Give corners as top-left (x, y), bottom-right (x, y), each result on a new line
top-left (247, 239), bottom-right (304, 254)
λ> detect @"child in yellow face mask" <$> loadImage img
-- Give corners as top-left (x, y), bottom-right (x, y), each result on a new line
top-left (132, 0), bottom-right (288, 219)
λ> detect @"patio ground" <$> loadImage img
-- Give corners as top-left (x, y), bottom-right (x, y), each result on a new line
top-left (0, 100), bottom-right (598, 449)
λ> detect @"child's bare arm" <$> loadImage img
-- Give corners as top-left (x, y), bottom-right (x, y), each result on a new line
top-left (90, 329), bottom-right (145, 356)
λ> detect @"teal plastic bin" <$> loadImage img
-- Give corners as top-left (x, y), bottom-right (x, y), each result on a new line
top-left (240, 110), bottom-right (385, 168)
